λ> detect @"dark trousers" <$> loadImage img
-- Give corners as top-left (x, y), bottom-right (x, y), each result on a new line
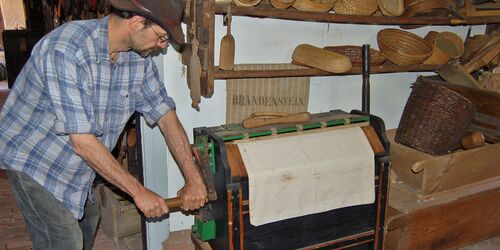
top-left (6, 170), bottom-right (101, 250)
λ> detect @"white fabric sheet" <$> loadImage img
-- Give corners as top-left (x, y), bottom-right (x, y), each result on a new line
top-left (236, 126), bottom-right (375, 226)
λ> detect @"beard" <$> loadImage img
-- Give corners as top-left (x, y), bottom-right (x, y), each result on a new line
top-left (136, 48), bottom-right (154, 58)
top-left (129, 39), bottom-right (159, 58)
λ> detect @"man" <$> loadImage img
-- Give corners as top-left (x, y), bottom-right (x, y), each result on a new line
top-left (0, 0), bottom-right (207, 249)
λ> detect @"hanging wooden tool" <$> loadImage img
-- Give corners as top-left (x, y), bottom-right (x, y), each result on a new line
top-left (219, 7), bottom-right (235, 70)
top-left (188, 0), bottom-right (202, 111)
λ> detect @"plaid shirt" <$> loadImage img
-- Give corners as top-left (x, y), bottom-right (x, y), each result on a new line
top-left (0, 16), bottom-right (175, 219)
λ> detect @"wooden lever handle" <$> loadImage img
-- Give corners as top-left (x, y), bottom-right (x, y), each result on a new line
top-left (165, 197), bottom-right (183, 211)
top-left (242, 112), bottom-right (311, 128)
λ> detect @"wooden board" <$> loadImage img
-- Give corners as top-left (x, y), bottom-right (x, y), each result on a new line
top-left (416, 143), bottom-right (500, 194)
top-left (99, 184), bottom-right (141, 244)
top-left (387, 129), bottom-right (429, 190)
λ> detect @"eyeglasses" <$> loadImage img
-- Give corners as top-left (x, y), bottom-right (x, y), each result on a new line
top-left (150, 25), bottom-right (169, 43)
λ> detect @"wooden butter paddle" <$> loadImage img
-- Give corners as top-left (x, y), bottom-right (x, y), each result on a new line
top-left (219, 7), bottom-right (235, 70)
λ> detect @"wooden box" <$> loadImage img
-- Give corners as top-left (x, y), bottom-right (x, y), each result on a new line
top-left (385, 129), bottom-right (500, 249)
top-left (98, 184), bottom-right (141, 245)
top-left (388, 129), bottom-right (500, 195)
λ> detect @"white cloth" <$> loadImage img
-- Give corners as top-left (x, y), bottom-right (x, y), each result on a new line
top-left (236, 126), bottom-right (375, 226)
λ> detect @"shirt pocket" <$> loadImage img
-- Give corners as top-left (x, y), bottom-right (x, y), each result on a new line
top-left (118, 89), bottom-right (135, 119)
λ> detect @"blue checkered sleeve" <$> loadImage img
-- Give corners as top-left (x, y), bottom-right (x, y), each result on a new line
top-left (42, 46), bottom-right (102, 136)
top-left (136, 59), bottom-right (176, 126)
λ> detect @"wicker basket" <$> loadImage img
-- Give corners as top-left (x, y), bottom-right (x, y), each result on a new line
top-left (233, 0), bottom-right (262, 7)
top-left (292, 0), bottom-right (335, 12)
top-left (332, 0), bottom-right (378, 15)
top-left (270, 0), bottom-right (296, 9)
top-left (395, 78), bottom-right (475, 156)
top-left (323, 45), bottom-right (386, 66)
top-left (377, 28), bottom-right (432, 65)
top-left (379, 0), bottom-right (404, 16)
top-left (478, 72), bottom-right (500, 93)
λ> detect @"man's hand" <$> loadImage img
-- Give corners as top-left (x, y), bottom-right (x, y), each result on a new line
top-left (177, 178), bottom-right (207, 211)
top-left (157, 111), bottom-right (208, 211)
top-left (133, 188), bottom-right (169, 218)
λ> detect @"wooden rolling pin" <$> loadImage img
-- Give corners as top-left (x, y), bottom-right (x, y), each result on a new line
top-left (242, 112), bottom-right (311, 129)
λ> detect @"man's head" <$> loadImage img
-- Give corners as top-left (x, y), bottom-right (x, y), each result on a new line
top-left (109, 0), bottom-right (185, 49)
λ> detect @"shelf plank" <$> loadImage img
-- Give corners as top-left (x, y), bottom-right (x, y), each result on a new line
top-left (213, 5), bottom-right (500, 25)
top-left (211, 64), bottom-right (439, 79)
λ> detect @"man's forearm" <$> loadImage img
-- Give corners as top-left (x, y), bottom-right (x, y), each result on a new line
top-left (157, 111), bottom-right (202, 184)
top-left (69, 134), bottom-right (144, 199)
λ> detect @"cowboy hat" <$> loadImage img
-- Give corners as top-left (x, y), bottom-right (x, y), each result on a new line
top-left (110, 0), bottom-right (185, 48)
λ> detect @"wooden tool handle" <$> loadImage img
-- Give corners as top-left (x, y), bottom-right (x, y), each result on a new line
top-left (250, 111), bottom-right (289, 118)
top-left (242, 112), bottom-right (311, 128)
top-left (165, 197), bottom-right (183, 210)
top-left (461, 131), bottom-right (485, 150)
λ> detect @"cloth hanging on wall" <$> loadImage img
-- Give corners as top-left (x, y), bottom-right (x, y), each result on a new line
top-left (226, 63), bottom-right (310, 124)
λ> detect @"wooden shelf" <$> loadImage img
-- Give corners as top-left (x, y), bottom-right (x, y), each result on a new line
top-left (187, 0), bottom-right (500, 98)
top-left (211, 64), bottom-right (440, 79)
top-left (213, 5), bottom-right (500, 26)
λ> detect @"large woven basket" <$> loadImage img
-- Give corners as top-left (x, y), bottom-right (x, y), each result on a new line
top-left (395, 78), bottom-right (475, 156)
top-left (332, 0), bottom-right (378, 15)
top-left (377, 29), bottom-right (432, 65)
top-left (323, 45), bottom-right (386, 66)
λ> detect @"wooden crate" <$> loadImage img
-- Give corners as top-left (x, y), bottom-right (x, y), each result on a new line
top-left (385, 178), bottom-right (500, 250)
top-left (99, 184), bottom-right (142, 245)
top-left (387, 129), bottom-right (500, 195)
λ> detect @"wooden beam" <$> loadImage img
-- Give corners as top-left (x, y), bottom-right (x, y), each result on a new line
top-left (213, 5), bottom-right (500, 25)
top-left (211, 64), bottom-right (438, 79)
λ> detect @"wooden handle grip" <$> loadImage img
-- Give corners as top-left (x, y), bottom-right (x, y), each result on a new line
top-left (461, 131), bottom-right (485, 150)
top-left (165, 197), bottom-right (183, 210)
top-left (242, 112), bottom-right (311, 128)
top-left (250, 111), bottom-right (289, 118)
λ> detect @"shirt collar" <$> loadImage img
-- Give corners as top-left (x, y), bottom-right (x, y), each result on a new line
top-left (95, 15), bottom-right (130, 66)
top-left (95, 15), bottom-right (111, 64)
